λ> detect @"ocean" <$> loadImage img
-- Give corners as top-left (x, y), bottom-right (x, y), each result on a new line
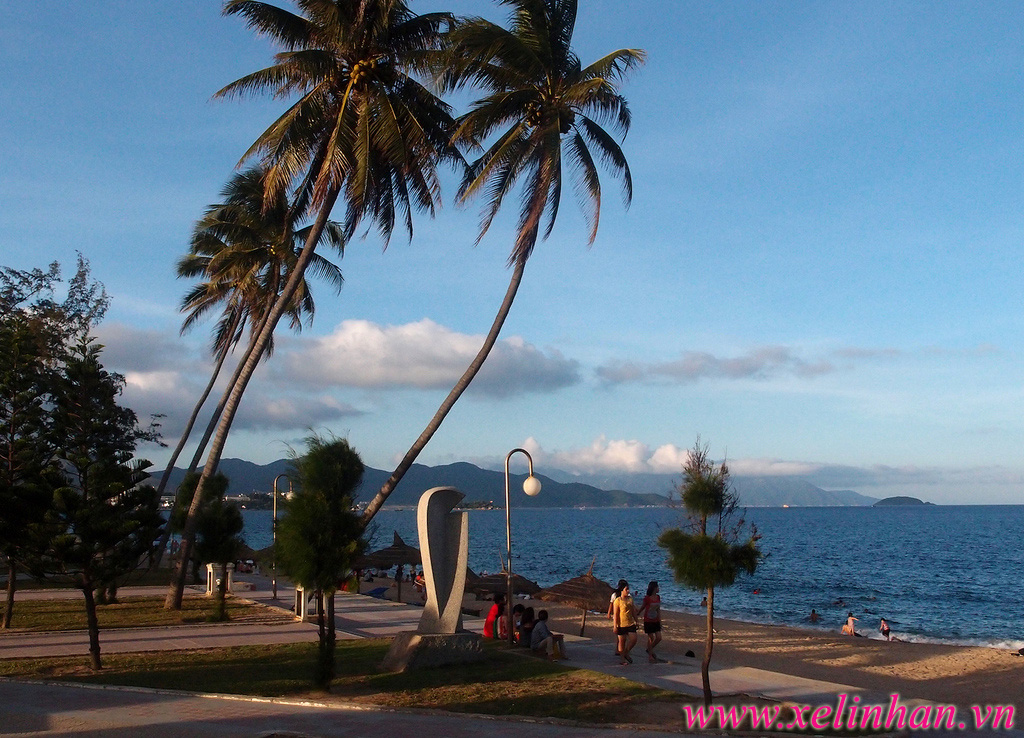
top-left (240, 505), bottom-right (1024, 651)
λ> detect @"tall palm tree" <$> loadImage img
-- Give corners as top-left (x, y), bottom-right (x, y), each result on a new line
top-left (154, 165), bottom-right (345, 502)
top-left (361, 0), bottom-right (644, 522)
top-left (166, 0), bottom-right (460, 609)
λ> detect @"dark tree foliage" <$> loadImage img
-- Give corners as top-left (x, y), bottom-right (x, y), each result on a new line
top-left (277, 434), bottom-right (366, 689)
top-left (194, 496), bottom-right (245, 622)
top-left (0, 257), bottom-right (109, 629)
top-left (658, 440), bottom-right (761, 706)
top-left (169, 472), bottom-right (231, 585)
top-left (37, 340), bottom-right (163, 670)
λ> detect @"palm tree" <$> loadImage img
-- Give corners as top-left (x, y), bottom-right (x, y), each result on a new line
top-left (151, 168), bottom-right (343, 570)
top-left (154, 166), bottom-right (344, 500)
top-left (166, 0), bottom-right (460, 609)
top-left (361, 0), bottom-right (644, 522)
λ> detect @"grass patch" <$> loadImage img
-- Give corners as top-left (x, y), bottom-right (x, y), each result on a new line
top-left (2, 568), bottom-right (179, 590)
top-left (0, 639), bottom-right (683, 726)
top-left (1, 595), bottom-right (281, 631)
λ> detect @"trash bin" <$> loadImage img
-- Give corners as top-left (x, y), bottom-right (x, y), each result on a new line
top-left (205, 562), bottom-right (235, 596)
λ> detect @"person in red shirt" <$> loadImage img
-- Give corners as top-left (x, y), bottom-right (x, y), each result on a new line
top-left (483, 593), bottom-right (507, 639)
top-left (638, 580), bottom-right (662, 662)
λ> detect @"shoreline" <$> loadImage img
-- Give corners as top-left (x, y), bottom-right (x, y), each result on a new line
top-left (657, 604), bottom-right (1024, 653)
top-left (562, 602), bottom-right (1024, 712)
top-left (360, 577), bottom-right (1024, 711)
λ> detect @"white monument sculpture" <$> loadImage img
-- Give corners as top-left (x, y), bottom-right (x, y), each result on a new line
top-left (381, 486), bottom-right (482, 671)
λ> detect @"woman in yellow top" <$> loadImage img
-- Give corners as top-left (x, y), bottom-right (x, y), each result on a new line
top-left (613, 581), bottom-right (639, 665)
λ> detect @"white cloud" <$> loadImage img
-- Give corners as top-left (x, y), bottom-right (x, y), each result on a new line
top-left (647, 444), bottom-right (693, 473)
top-left (523, 435), bottom-right (663, 474)
top-left (728, 458), bottom-right (820, 476)
top-left (278, 319), bottom-right (580, 398)
top-left (94, 322), bottom-right (201, 373)
top-left (598, 346), bottom-right (835, 385)
top-left (232, 394), bottom-right (363, 431)
top-left (518, 436), bottom-right (823, 478)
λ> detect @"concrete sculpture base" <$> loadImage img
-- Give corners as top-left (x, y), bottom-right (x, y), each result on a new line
top-left (380, 631), bottom-right (483, 672)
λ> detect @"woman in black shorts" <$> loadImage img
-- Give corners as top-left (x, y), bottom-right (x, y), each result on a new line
top-left (639, 580), bottom-right (662, 662)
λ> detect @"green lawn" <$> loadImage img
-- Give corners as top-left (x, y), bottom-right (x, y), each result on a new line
top-left (0, 640), bottom-right (683, 726)
top-left (1, 595), bottom-right (283, 631)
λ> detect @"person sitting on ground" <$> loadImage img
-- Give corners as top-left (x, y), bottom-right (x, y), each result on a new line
top-left (511, 603), bottom-right (526, 644)
top-left (483, 593), bottom-right (506, 639)
top-left (519, 606), bottom-right (536, 647)
top-left (530, 609), bottom-right (567, 660)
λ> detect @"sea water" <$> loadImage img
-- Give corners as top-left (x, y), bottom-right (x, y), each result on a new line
top-left (240, 505), bottom-right (1024, 650)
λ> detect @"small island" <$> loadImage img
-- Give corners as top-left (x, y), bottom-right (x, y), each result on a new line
top-left (873, 496), bottom-right (935, 507)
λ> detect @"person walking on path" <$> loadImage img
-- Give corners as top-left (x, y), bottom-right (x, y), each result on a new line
top-left (639, 580), bottom-right (662, 662)
top-left (613, 581), bottom-right (639, 665)
top-left (607, 579), bottom-right (627, 656)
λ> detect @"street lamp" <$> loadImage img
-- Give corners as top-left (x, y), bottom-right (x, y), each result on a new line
top-left (505, 448), bottom-right (541, 644)
top-left (271, 473), bottom-right (292, 600)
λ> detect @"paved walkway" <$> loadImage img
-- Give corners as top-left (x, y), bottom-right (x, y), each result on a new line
top-left (0, 679), bottom-right (681, 738)
top-left (10, 578), bottom-right (1019, 737)
top-left (3, 578), bottom-right (876, 704)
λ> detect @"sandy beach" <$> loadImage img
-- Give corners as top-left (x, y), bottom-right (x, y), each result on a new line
top-left (361, 576), bottom-right (1023, 714)
top-left (562, 604), bottom-right (1024, 712)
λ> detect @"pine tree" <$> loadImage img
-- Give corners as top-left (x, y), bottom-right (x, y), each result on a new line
top-left (658, 440), bottom-right (761, 706)
top-left (40, 340), bottom-right (163, 670)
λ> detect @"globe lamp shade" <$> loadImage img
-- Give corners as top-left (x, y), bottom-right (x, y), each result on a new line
top-left (523, 475), bottom-right (542, 497)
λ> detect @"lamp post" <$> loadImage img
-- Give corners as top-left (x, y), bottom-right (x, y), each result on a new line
top-left (271, 473), bottom-right (292, 600)
top-left (505, 448), bottom-right (541, 644)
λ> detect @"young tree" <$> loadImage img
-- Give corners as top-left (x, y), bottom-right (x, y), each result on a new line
top-left (658, 440), bottom-right (761, 706)
top-left (0, 258), bottom-right (109, 629)
top-left (0, 310), bottom-right (51, 628)
top-left (276, 434), bottom-right (366, 689)
top-left (194, 496), bottom-right (245, 622)
top-left (38, 340), bottom-right (163, 670)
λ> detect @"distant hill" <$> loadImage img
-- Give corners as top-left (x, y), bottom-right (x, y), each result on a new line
top-left (538, 468), bottom-right (877, 507)
top-left (874, 496), bottom-right (934, 506)
top-left (161, 459), bottom-right (665, 508)
top-left (160, 459), bottom-right (878, 508)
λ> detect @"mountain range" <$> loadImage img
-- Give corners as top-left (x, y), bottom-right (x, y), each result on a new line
top-left (161, 458), bottom-right (878, 508)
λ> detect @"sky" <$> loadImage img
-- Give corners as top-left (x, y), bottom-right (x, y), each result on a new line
top-left (3, 1), bottom-right (1024, 504)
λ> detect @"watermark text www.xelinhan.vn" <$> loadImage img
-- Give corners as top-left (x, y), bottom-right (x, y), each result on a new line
top-left (682, 694), bottom-right (1015, 732)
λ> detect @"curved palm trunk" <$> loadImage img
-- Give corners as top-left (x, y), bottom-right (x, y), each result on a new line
top-left (165, 190), bottom-right (340, 610)
top-left (155, 315), bottom-right (240, 496)
top-left (361, 259), bottom-right (527, 525)
top-left (185, 307), bottom-right (277, 477)
top-left (150, 327), bottom-right (238, 570)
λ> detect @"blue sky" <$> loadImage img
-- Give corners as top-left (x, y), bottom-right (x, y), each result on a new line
top-left (3, 1), bottom-right (1024, 504)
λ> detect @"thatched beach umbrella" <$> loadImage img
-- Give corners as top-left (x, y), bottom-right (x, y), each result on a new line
top-left (356, 531), bottom-right (421, 602)
top-left (469, 572), bottom-right (541, 599)
top-left (356, 531), bottom-right (421, 570)
top-left (535, 563), bottom-right (615, 635)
